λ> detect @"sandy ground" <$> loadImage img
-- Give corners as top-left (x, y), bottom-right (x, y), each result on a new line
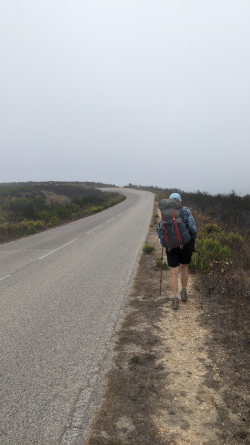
top-left (155, 273), bottom-right (227, 444)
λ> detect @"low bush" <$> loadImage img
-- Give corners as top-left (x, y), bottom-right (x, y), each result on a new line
top-left (31, 195), bottom-right (47, 216)
top-left (8, 197), bottom-right (33, 219)
top-left (0, 220), bottom-right (46, 239)
top-left (221, 232), bottom-right (243, 249)
top-left (21, 220), bottom-right (45, 234)
top-left (37, 210), bottom-right (51, 223)
top-left (143, 243), bottom-right (154, 254)
top-left (198, 224), bottom-right (243, 249)
top-left (190, 225), bottom-right (232, 273)
top-left (0, 221), bottom-right (9, 242)
top-left (155, 255), bottom-right (168, 269)
top-left (71, 203), bottom-right (81, 213)
top-left (48, 216), bottom-right (60, 227)
top-left (54, 204), bottom-right (72, 220)
top-left (198, 223), bottom-right (222, 238)
top-left (85, 205), bottom-right (105, 214)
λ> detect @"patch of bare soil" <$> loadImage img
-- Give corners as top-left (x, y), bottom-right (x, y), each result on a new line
top-left (86, 209), bottom-right (250, 445)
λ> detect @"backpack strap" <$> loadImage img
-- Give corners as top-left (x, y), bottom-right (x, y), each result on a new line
top-left (160, 211), bottom-right (169, 246)
top-left (172, 208), bottom-right (183, 248)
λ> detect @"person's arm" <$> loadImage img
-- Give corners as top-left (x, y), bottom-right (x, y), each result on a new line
top-left (181, 207), bottom-right (197, 240)
top-left (156, 220), bottom-right (162, 235)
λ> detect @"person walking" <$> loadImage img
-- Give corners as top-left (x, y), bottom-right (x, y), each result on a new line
top-left (157, 192), bottom-right (197, 310)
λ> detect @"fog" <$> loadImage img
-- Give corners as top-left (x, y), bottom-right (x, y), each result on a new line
top-left (1, 0), bottom-right (249, 194)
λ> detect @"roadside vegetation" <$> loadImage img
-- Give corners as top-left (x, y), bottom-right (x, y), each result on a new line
top-left (189, 223), bottom-right (243, 273)
top-left (126, 183), bottom-right (250, 229)
top-left (155, 254), bottom-right (168, 270)
top-left (127, 183), bottom-right (250, 272)
top-left (0, 182), bottom-right (125, 243)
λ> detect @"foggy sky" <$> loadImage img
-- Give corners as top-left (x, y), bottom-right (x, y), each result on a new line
top-left (1, 0), bottom-right (250, 194)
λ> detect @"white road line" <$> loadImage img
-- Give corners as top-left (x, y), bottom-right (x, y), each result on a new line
top-left (38, 239), bottom-right (78, 260)
top-left (0, 275), bottom-right (11, 282)
top-left (86, 225), bottom-right (103, 235)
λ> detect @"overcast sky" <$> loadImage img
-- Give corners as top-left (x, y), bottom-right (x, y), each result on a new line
top-left (1, 1), bottom-right (249, 194)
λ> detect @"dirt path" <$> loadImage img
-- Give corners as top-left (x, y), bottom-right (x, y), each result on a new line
top-left (155, 273), bottom-right (227, 444)
top-left (86, 210), bottom-right (249, 445)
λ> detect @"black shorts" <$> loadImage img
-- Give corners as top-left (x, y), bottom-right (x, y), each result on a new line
top-left (166, 240), bottom-right (194, 268)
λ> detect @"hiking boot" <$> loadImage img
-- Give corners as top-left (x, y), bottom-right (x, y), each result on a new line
top-left (171, 296), bottom-right (179, 310)
top-left (181, 288), bottom-right (188, 302)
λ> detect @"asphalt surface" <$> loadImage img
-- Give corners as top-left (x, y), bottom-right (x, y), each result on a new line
top-left (0, 188), bottom-right (154, 445)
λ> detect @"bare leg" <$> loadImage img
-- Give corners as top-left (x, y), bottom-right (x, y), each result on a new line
top-left (180, 263), bottom-right (188, 288)
top-left (170, 266), bottom-right (180, 310)
top-left (170, 266), bottom-right (179, 294)
top-left (180, 264), bottom-right (189, 301)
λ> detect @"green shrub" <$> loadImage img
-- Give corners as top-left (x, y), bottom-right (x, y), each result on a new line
top-left (189, 222), bottom-right (243, 273)
top-left (0, 221), bottom-right (9, 241)
top-left (8, 197), bottom-right (33, 219)
top-left (37, 210), bottom-right (51, 222)
top-left (31, 195), bottom-right (47, 212)
top-left (83, 205), bottom-right (106, 215)
top-left (155, 255), bottom-right (168, 269)
top-left (198, 224), bottom-right (242, 248)
top-left (48, 216), bottom-right (60, 227)
top-left (71, 203), bottom-right (81, 213)
top-left (6, 220), bottom-right (45, 236)
top-left (190, 238), bottom-right (231, 272)
top-left (199, 223), bottom-right (222, 238)
top-left (54, 204), bottom-right (72, 219)
top-left (221, 232), bottom-right (243, 249)
top-left (143, 243), bottom-right (154, 254)
top-left (21, 220), bottom-right (45, 234)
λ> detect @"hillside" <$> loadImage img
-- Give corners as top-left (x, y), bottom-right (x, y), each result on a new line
top-left (0, 181), bottom-right (124, 243)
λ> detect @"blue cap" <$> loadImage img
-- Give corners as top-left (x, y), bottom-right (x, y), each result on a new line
top-left (169, 193), bottom-right (181, 201)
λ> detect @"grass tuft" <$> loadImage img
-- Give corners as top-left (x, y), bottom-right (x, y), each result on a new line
top-left (143, 243), bottom-right (154, 254)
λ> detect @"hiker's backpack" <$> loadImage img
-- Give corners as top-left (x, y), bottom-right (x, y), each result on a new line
top-left (156, 198), bottom-right (191, 250)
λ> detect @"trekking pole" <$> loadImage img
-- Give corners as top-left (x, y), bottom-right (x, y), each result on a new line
top-left (159, 246), bottom-right (163, 295)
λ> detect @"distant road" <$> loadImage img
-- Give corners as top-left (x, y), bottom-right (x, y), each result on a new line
top-left (0, 188), bottom-right (154, 445)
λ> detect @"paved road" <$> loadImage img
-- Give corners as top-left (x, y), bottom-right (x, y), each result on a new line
top-left (0, 188), bottom-right (154, 445)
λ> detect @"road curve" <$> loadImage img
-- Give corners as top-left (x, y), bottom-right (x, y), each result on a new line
top-left (0, 188), bottom-right (154, 445)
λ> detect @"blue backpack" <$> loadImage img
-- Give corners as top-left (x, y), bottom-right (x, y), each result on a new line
top-left (156, 199), bottom-right (191, 250)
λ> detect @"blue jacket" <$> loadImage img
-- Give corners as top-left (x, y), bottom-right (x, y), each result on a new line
top-left (180, 207), bottom-right (197, 239)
